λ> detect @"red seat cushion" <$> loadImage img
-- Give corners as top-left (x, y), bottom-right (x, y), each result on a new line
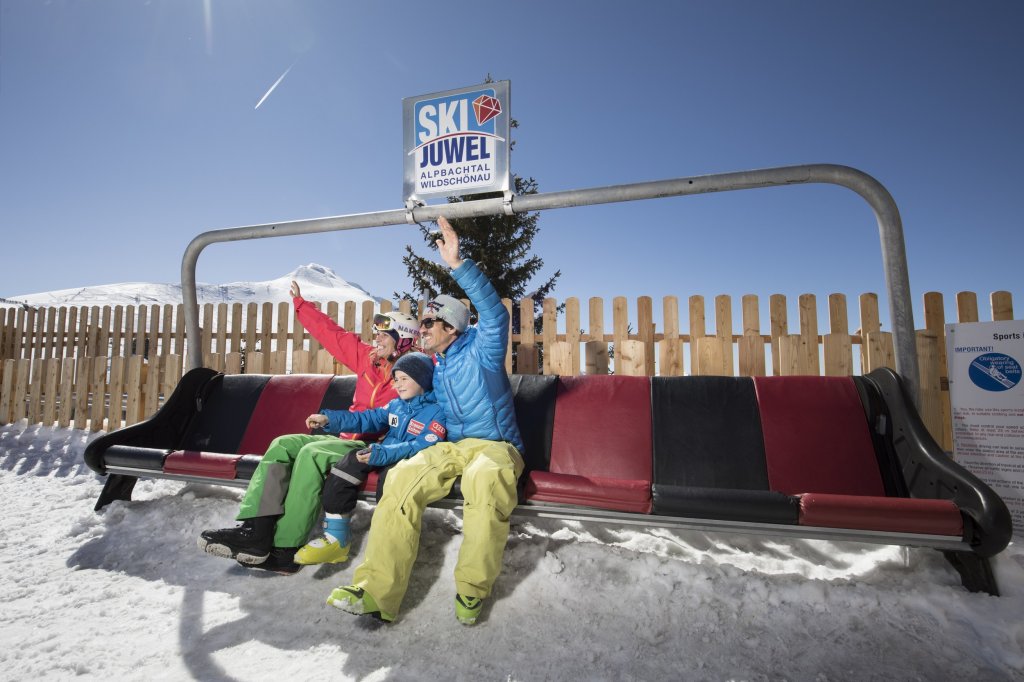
top-left (753, 376), bottom-right (885, 496)
top-left (526, 471), bottom-right (652, 513)
top-left (799, 493), bottom-right (963, 536)
top-left (236, 374), bottom-right (334, 455)
top-left (164, 450), bottom-right (241, 479)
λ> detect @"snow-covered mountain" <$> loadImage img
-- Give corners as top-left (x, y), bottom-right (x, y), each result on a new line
top-left (2, 264), bottom-right (382, 308)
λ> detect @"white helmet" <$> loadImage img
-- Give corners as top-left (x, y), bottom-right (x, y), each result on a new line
top-left (373, 311), bottom-right (421, 356)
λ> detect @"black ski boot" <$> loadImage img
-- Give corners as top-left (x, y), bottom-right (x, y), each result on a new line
top-left (245, 547), bottom-right (303, 575)
top-left (198, 516), bottom-right (276, 564)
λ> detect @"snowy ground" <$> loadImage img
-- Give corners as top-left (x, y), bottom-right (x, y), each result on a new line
top-left (1, 422), bottom-right (1022, 682)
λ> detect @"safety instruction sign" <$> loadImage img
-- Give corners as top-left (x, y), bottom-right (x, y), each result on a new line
top-left (946, 320), bottom-right (1024, 528)
top-left (403, 81), bottom-right (511, 203)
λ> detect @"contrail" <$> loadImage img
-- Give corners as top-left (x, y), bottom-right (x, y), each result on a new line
top-left (255, 62), bottom-right (296, 110)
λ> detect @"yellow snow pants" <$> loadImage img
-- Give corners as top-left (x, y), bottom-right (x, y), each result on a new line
top-left (351, 438), bottom-right (524, 617)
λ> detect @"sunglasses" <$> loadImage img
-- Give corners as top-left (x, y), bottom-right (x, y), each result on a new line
top-left (420, 317), bottom-right (450, 330)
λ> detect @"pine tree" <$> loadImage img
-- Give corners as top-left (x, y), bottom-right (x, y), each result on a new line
top-left (396, 169), bottom-right (559, 332)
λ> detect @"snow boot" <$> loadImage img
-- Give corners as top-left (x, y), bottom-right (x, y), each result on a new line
top-left (455, 594), bottom-right (483, 625)
top-left (198, 516), bottom-right (276, 564)
top-left (244, 547), bottom-right (303, 575)
top-left (295, 515), bottom-right (351, 565)
top-left (327, 585), bottom-right (394, 623)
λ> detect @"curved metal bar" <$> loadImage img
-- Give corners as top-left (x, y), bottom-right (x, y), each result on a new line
top-left (181, 163), bottom-right (918, 401)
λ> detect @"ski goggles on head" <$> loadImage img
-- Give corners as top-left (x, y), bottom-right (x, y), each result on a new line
top-left (372, 313), bottom-right (395, 335)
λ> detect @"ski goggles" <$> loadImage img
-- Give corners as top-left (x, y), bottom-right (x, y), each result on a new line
top-left (372, 313), bottom-right (395, 335)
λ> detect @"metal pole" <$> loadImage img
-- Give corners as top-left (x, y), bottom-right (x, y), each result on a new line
top-left (181, 163), bottom-right (919, 402)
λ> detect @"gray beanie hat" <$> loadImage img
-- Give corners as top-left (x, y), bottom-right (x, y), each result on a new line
top-left (426, 294), bottom-right (470, 333)
top-left (392, 352), bottom-right (435, 392)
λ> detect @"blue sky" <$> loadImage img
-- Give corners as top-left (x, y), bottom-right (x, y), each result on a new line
top-left (1, 1), bottom-right (1022, 333)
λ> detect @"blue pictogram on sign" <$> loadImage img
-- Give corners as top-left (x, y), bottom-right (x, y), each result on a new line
top-left (968, 353), bottom-right (1022, 392)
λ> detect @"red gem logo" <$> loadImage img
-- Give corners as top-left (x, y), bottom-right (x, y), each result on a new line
top-left (472, 94), bottom-right (501, 125)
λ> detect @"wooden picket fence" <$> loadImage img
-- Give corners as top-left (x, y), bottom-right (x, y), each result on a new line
top-left (0, 290), bottom-right (1016, 450)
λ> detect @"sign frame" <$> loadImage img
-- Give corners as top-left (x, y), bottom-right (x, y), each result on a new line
top-left (403, 81), bottom-right (511, 204)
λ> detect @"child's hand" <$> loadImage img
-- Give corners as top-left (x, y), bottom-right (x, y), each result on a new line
top-left (355, 447), bottom-right (372, 464)
top-left (306, 414), bottom-right (328, 430)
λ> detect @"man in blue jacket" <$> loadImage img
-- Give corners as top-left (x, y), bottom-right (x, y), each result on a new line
top-left (328, 216), bottom-right (524, 625)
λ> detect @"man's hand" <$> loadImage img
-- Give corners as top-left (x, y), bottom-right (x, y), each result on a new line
top-left (435, 216), bottom-right (464, 270)
top-left (306, 414), bottom-right (328, 430)
top-left (355, 447), bottom-right (373, 464)
top-left (290, 280), bottom-right (302, 299)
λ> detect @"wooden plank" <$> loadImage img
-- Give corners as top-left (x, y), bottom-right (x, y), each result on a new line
top-left (136, 304), bottom-right (149, 356)
top-left (213, 303), bottom-right (227, 355)
top-left (107, 357), bottom-right (125, 430)
top-left (688, 295), bottom-right (705, 376)
top-left (161, 304), bottom-right (174, 357)
top-left (612, 297), bottom-right (629, 374)
top-left (43, 307), bottom-right (57, 359)
top-left (13, 359), bottom-right (30, 422)
top-left (769, 294), bottom-right (787, 376)
top-left (0, 359), bottom-right (14, 423)
top-left (316, 349), bottom-right (335, 375)
top-left (542, 298), bottom-right (558, 375)
top-left (73, 358), bottom-right (89, 430)
top-left (916, 331), bottom-right (943, 445)
top-left (584, 340), bottom-right (609, 375)
top-left (143, 356), bottom-right (160, 421)
top-left (503, 299), bottom-right (513, 373)
top-left (955, 291), bottom-right (978, 323)
top-left (777, 335), bottom-right (801, 377)
top-left (174, 304), bottom-right (186, 357)
top-left (270, 350), bottom-right (288, 375)
top-left (225, 352), bottom-right (242, 375)
top-left (14, 308), bottom-right (27, 360)
top-left (660, 295), bottom-right (683, 377)
top-left (858, 293), bottom-right (880, 374)
top-left (260, 302), bottom-right (274, 357)
top-left (741, 295), bottom-right (760, 337)
top-left (25, 307), bottom-right (39, 359)
top-left (519, 298), bottom-right (535, 344)
top-left (272, 302), bottom-right (288, 355)
top-left (109, 306), bottom-right (123, 357)
top-left (828, 294), bottom-right (848, 334)
top-left (715, 295), bottom-right (733, 375)
top-left (738, 333), bottom-right (766, 377)
top-left (199, 303), bottom-right (213, 359)
top-left (162, 354), bottom-right (182, 397)
top-left (617, 340), bottom-right (646, 376)
top-left (57, 359), bottom-right (75, 428)
top-left (55, 307), bottom-right (69, 358)
top-left (122, 306), bottom-right (135, 358)
top-left (517, 344), bottom-right (539, 375)
top-left (42, 358), bottom-right (60, 425)
top-left (65, 307), bottom-right (79, 359)
top-left (292, 350), bottom-right (311, 374)
top-left (88, 356), bottom-right (107, 431)
top-left (991, 291), bottom-right (1013, 321)
top-left (291, 302), bottom-right (305, 355)
top-left (360, 301), bottom-right (375, 345)
top-left (547, 341), bottom-right (574, 376)
top-left (246, 351), bottom-right (265, 375)
top-left (245, 302), bottom-right (258, 355)
top-left (864, 331), bottom-right (895, 372)
top-left (922, 291), bottom-right (952, 451)
top-left (28, 360), bottom-right (43, 424)
top-left (638, 296), bottom-right (655, 376)
top-left (798, 294), bottom-right (820, 375)
top-left (97, 306), bottom-right (111, 360)
top-left (566, 297), bottom-right (582, 374)
top-left (822, 333), bottom-right (853, 376)
top-left (694, 336), bottom-right (728, 376)
top-left (124, 355), bottom-right (144, 426)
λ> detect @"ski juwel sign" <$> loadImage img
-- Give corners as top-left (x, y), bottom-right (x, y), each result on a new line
top-left (403, 81), bottom-right (511, 203)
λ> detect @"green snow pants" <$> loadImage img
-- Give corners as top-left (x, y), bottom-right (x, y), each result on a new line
top-left (237, 433), bottom-right (365, 548)
top-left (351, 438), bottom-right (524, 617)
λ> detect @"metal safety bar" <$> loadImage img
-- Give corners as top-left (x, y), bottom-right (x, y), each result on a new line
top-left (181, 163), bottom-right (919, 401)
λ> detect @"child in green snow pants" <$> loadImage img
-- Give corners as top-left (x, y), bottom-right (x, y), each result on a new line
top-left (237, 434), bottom-right (365, 548)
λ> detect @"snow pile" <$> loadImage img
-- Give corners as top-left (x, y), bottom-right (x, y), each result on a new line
top-left (1, 422), bottom-right (1022, 680)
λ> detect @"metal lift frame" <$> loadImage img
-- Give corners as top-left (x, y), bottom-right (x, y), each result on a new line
top-left (180, 163), bottom-right (920, 402)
